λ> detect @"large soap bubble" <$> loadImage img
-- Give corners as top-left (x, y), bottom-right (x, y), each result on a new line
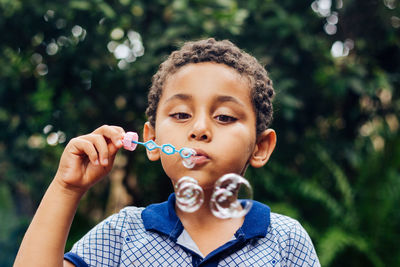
top-left (175, 176), bottom-right (204, 212)
top-left (210, 173), bottom-right (253, 219)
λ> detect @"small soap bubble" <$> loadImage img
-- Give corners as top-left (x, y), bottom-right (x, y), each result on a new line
top-left (182, 157), bottom-right (196, 169)
top-left (180, 147), bottom-right (196, 158)
top-left (210, 173), bottom-right (253, 219)
top-left (175, 177), bottom-right (204, 212)
top-left (180, 148), bottom-right (196, 169)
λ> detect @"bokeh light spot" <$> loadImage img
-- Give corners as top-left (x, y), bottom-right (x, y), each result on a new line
top-left (47, 132), bottom-right (59, 146)
top-left (36, 63), bottom-right (48, 76)
top-left (114, 44), bottom-right (130, 59)
top-left (72, 25), bottom-right (83, 37)
top-left (111, 28), bottom-right (124, 40)
top-left (46, 42), bottom-right (59, 55)
top-left (324, 23), bottom-right (337, 35)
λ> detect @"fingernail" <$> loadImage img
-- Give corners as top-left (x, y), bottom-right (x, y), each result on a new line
top-left (116, 140), bottom-right (122, 147)
top-left (94, 160), bottom-right (99, 165)
top-left (102, 159), bottom-right (109, 165)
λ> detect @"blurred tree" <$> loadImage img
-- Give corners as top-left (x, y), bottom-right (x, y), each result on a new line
top-left (0, 0), bottom-right (399, 266)
top-left (243, 0), bottom-right (400, 266)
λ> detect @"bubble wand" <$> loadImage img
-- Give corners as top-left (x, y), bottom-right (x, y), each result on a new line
top-left (122, 132), bottom-right (197, 168)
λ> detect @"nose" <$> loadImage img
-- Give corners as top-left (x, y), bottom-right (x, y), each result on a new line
top-left (189, 114), bottom-right (212, 142)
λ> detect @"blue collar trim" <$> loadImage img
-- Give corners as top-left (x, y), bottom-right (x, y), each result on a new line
top-left (142, 193), bottom-right (270, 242)
top-left (142, 194), bottom-right (184, 241)
top-left (240, 198), bottom-right (271, 239)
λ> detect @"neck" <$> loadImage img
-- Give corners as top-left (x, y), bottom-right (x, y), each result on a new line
top-left (175, 189), bottom-right (243, 227)
top-left (174, 189), bottom-right (245, 257)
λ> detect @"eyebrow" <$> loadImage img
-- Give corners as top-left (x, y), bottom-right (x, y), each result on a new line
top-left (165, 93), bottom-right (192, 103)
top-left (215, 95), bottom-right (244, 106)
top-left (164, 93), bottom-right (244, 106)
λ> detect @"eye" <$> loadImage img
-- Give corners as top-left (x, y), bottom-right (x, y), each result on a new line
top-left (170, 112), bottom-right (191, 120)
top-left (215, 115), bottom-right (237, 123)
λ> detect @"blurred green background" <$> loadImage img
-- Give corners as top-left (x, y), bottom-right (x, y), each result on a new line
top-left (1, 0), bottom-right (399, 266)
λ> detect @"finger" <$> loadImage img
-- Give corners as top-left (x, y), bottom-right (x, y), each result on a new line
top-left (107, 139), bottom-right (119, 156)
top-left (93, 125), bottom-right (125, 148)
top-left (83, 134), bottom-right (110, 166)
top-left (69, 138), bottom-right (100, 166)
top-left (107, 142), bottom-right (118, 167)
top-left (109, 126), bottom-right (126, 147)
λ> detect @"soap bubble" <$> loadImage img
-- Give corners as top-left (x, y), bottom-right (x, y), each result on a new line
top-left (210, 173), bottom-right (253, 219)
top-left (182, 157), bottom-right (196, 169)
top-left (180, 148), bottom-right (196, 169)
top-left (180, 147), bottom-right (195, 158)
top-left (175, 177), bottom-right (204, 212)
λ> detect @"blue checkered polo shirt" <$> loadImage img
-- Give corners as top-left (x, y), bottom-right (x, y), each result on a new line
top-left (64, 194), bottom-right (320, 266)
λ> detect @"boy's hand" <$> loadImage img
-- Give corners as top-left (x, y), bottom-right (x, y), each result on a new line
top-left (54, 125), bottom-right (125, 195)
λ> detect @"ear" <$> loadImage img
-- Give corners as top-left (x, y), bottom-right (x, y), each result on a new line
top-left (143, 122), bottom-right (160, 161)
top-left (249, 129), bottom-right (276, 168)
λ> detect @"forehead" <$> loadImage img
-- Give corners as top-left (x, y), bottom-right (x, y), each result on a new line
top-left (163, 62), bottom-right (251, 98)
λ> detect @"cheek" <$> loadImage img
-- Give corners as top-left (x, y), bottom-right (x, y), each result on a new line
top-left (222, 126), bottom-right (256, 155)
top-left (155, 120), bottom-right (184, 144)
top-left (217, 133), bottom-right (255, 171)
top-left (160, 154), bottom-right (183, 178)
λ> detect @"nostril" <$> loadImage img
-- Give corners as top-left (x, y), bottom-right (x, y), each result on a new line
top-left (190, 133), bottom-right (208, 140)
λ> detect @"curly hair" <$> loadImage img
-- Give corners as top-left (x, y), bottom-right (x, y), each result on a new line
top-left (145, 38), bottom-right (275, 135)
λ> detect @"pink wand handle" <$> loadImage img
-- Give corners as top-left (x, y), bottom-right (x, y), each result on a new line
top-left (123, 132), bottom-right (139, 151)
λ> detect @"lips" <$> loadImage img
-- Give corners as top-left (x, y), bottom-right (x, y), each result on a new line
top-left (191, 148), bottom-right (210, 165)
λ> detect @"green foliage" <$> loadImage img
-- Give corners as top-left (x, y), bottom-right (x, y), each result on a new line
top-left (1, 0), bottom-right (400, 266)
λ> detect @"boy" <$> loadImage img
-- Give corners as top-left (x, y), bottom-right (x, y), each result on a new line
top-left (14, 38), bottom-right (320, 266)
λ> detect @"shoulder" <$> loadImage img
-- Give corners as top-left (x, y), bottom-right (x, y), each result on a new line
top-left (98, 206), bottom-right (146, 232)
top-left (73, 206), bottom-right (146, 245)
top-left (113, 206), bottom-right (145, 224)
top-left (268, 212), bottom-right (312, 248)
top-left (66, 206), bottom-right (148, 266)
top-left (269, 212), bottom-right (304, 236)
top-left (264, 212), bottom-right (320, 266)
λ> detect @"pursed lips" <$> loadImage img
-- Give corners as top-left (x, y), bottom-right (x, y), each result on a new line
top-left (191, 148), bottom-right (210, 164)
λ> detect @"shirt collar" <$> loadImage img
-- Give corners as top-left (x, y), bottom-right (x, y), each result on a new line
top-left (239, 198), bottom-right (271, 239)
top-left (142, 193), bottom-right (270, 241)
top-left (141, 194), bottom-right (183, 241)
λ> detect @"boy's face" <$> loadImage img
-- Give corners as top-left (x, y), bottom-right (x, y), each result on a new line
top-left (145, 62), bottom-right (269, 189)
